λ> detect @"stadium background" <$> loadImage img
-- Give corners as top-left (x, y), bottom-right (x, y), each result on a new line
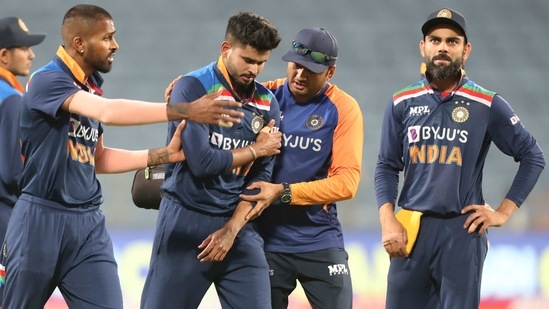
top-left (4, 0), bottom-right (549, 308)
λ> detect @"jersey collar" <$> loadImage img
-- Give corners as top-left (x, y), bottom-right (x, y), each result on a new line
top-left (215, 55), bottom-right (256, 102)
top-left (56, 45), bottom-right (87, 85)
top-left (0, 66), bottom-right (24, 92)
top-left (54, 45), bottom-right (104, 95)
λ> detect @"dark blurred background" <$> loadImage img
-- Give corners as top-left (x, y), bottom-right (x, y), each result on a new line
top-left (8, 0), bottom-right (546, 232)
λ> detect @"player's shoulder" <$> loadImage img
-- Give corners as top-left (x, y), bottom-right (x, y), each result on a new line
top-left (262, 78), bottom-right (286, 92)
top-left (0, 80), bottom-right (21, 101)
top-left (28, 67), bottom-right (73, 93)
top-left (392, 80), bottom-right (425, 99)
top-left (325, 83), bottom-right (359, 108)
top-left (456, 79), bottom-right (497, 105)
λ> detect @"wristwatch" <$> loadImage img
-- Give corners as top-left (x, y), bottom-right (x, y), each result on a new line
top-left (280, 182), bottom-right (292, 204)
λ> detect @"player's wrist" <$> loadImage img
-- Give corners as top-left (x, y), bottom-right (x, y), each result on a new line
top-left (166, 102), bottom-right (189, 121)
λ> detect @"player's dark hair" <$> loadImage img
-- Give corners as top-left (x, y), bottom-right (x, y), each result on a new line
top-left (225, 12), bottom-right (281, 52)
top-left (62, 4), bottom-right (112, 26)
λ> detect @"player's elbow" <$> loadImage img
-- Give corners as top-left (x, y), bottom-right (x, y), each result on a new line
top-left (96, 109), bottom-right (118, 126)
top-left (187, 161), bottom-right (225, 178)
top-left (340, 185), bottom-right (358, 200)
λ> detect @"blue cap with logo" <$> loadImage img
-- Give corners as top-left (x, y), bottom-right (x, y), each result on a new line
top-left (0, 17), bottom-right (46, 49)
top-left (282, 27), bottom-right (338, 74)
top-left (422, 8), bottom-right (468, 41)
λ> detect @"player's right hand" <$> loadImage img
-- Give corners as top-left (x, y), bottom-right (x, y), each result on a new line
top-left (240, 181), bottom-right (281, 220)
top-left (168, 91), bottom-right (245, 125)
top-left (252, 119), bottom-right (282, 157)
top-left (381, 217), bottom-right (409, 258)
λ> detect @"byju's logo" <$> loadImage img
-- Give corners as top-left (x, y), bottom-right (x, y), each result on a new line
top-left (328, 264), bottom-right (349, 276)
top-left (510, 114), bottom-right (520, 125)
top-left (408, 126), bottom-right (421, 143)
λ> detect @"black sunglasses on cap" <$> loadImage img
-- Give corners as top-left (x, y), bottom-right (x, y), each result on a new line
top-left (292, 41), bottom-right (337, 64)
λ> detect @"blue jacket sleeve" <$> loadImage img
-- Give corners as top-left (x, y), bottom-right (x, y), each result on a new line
top-left (168, 76), bottom-right (233, 178)
top-left (0, 94), bottom-right (23, 204)
top-left (488, 95), bottom-right (545, 206)
top-left (374, 97), bottom-right (405, 207)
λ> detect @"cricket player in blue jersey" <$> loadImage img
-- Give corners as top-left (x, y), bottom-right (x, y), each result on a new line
top-left (140, 12), bottom-right (283, 309)
top-left (375, 8), bottom-right (545, 309)
top-left (1, 4), bottom-right (244, 309)
top-left (240, 27), bottom-right (363, 309)
top-left (0, 16), bottom-right (45, 306)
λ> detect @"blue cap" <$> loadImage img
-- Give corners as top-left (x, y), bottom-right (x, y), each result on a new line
top-left (422, 8), bottom-right (467, 41)
top-left (0, 17), bottom-right (46, 49)
top-left (282, 27), bottom-right (338, 73)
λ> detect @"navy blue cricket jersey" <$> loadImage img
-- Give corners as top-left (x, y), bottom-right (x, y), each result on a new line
top-left (375, 74), bottom-right (545, 215)
top-left (0, 68), bottom-right (24, 207)
top-left (19, 46), bottom-right (104, 206)
top-left (162, 57), bottom-right (280, 215)
top-left (258, 78), bottom-right (364, 253)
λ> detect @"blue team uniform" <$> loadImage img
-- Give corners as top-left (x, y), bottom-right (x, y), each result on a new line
top-left (0, 68), bottom-right (23, 211)
top-left (375, 73), bottom-right (545, 308)
top-left (140, 57), bottom-right (280, 309)
top-left (259, 78), bottom-right (363, 309)
top-left (0, 67), bottom-right (26, 304)
top-left (2, 46), bottom-right (123, 309)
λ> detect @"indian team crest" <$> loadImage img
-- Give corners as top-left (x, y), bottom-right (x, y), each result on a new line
top-left (437, 9), bottom-right (452, 19)
top-left (251, 115), bottom-right (265, 134)
top-left (18, 19), bottom-right (30, 32)
top-left (452, 106), bottom-right (469, 123)
top-left (306, 114), bottom-right (324, 130)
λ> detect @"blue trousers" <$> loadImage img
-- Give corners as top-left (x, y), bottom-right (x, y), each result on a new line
top-left (386, 214), bottom-right (488, 309)
top-left (0, 201), bottom-right (13, 305)
top-left (141, 195), bottom-right (271, 309)
top-left (2, 194), bottom-right (122, 309)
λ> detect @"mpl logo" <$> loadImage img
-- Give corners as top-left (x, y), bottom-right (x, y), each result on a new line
top-left (409, 105), bottom-right (431, 116)
top-left (327, 264), bottom-right (349, 276)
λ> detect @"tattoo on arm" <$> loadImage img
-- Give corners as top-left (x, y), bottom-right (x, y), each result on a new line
top-left (147, 147), bottom-right (169, 166)
top-left (166, 103), bottom-right (189, 121)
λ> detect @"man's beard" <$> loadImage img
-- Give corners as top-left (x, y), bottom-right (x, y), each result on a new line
top-left (88, 49), bottom-right (113, 74)
top-left (425, 55), bottom-right (462, 80)
top-left (229, 74), bottom-right (253, 97)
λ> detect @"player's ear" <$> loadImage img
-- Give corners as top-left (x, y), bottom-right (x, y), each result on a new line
top-left (0, 48), bottom-right (9, 64)
top-left (462, 42), bottom-right (472, 63)
top-left (326, 65), bottom-right (336, 80)
top-left (220, 41), bottom-right (231, 59)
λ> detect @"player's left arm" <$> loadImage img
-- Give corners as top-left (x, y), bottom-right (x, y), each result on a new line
top-left (95, 120), bottom-right (186, 174)
top-left (197, 96), bottom-right (281, 261)
top-left (462, 200), bottom-right (517, 236)
top-left (462, 95), bottom-right (545, 235)
top-left (197, 200), bottom-right (254, 262)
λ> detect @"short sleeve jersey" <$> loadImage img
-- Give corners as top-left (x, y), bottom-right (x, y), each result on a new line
top-left (19, 46), bottom-right (104, 206)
